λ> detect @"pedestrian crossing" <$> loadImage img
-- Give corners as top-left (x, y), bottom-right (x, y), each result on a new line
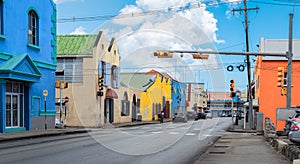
top-left (115, 121), bottom-right (223, 138)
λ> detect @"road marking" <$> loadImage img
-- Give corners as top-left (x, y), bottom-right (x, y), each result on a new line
top-left (185, 133), bottom-right (196, 136)
top-left (151, 131), bottom-right (162, 134)
top-left (169, 132), bottom-right (179, 135)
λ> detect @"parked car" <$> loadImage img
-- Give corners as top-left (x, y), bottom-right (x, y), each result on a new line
top-left (288, 121), bottom-right (300, 143)
top-left (195, 112), bottom-right (206, 120)
top-left (283, 110), bottom-right (300, 136)
top-left (172, 112), bottom-right (188, 123)
top-left (204, 110), bottom-right (212, 119)
top-left (186, 111), bottom-right (197, 120)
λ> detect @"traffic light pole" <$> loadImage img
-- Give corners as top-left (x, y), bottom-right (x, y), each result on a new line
top-left (287, 13), bottom-right (293, 109)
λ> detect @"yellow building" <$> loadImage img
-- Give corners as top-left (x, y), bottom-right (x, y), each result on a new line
top-left (121, 70), bottom-right (172, 122)
top-left (140, 70), bottom-right (172, 121)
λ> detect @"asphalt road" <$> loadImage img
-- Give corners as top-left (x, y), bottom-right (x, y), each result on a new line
top-left (0, 117), bottom-right (232, 164)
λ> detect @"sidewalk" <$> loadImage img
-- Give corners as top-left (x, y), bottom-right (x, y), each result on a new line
top-left (194, 118), bottom-right (291, 164)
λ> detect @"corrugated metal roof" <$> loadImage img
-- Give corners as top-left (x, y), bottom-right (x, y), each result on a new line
top-left (259, 38), bottom-right (300, 60)
top-left (120, 73), bottom-right (156, 91)
top-left (57, 35), bottom-right (97, 55)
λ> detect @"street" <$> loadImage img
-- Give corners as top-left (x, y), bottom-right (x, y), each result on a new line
top-left (0, 118), bottom-right (232, 164)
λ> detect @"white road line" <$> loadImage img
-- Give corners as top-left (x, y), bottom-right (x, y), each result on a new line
top-left (185, 133), bottom-right (196, 136)
top-left (169, 132), bottom-right (179, 135)
top-left (151, 131), bottom-right (162, 134)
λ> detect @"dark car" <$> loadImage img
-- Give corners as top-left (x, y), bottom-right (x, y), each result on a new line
top-left (186, 111), bottom-right (197, 120)
top-left (195, 112), bottom-right (206, 120)
top-left (172, 112), bottom-right (187, 123)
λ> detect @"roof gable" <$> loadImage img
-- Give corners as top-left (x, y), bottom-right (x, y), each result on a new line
top-left (0, 54), bottom-right (41, 82)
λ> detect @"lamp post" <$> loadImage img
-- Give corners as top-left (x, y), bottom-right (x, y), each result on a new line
top-left (43, 89), bottom-right (48, 130)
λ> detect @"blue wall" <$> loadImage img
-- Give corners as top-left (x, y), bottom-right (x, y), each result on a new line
top-left (171, 80), bottom-right (187, 117)
top-left (0, 0), bottom-right (56, 132)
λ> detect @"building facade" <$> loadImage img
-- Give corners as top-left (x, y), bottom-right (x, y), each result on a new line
top-left (185, 83), bottom-right (207, 112)
top-left (254, 38), bottom-right (300, 130)
top-left (171, 80), bottom-right (187, 117)
top-left (0, 0), bottom-right (57, 133)
top-left (56, 32), bottom-right (123, 127)
top-left (140, 71), bottom-right (172, 121)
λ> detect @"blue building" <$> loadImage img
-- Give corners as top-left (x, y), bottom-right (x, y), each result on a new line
top-left (0, 1), bottom-right (57, 133)
top-left (171, 80), bottom-right (187, 117)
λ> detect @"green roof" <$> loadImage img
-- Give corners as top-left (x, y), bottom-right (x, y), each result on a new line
top-left (57, 35), bottom-right (97, 55)
top-left (121, 73), bottom-right (156, 91)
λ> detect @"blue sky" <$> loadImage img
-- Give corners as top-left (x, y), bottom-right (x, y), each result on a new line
top-left (54, 0), bottom-right (300, 92)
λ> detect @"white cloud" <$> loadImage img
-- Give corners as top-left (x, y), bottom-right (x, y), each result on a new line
top-left (70, 26), bottom-right (87, 35)
top-left (98, 0), bottom-right (226, 85)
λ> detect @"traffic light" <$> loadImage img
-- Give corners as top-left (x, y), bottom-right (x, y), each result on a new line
top-left (55, 81), bottom-right (61, 88)
top-left (277, 67), bottom-right (285, 87)
top-left (230, 79), bottom-right (235, 92)
top-left (55, 80), bottom-right (68, 89)
top-left (98, 75), bottom-right (104, 91)
top-left (230, 79), bottom-right (236, 97)
top-left (192, 54), bottom-right (209, 59)
top-left (281, 87), bottom-right (287, 96)
top-left (154, 51), bottom-right (173, 58)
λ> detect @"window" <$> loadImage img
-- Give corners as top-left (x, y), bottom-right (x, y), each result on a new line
top-left (284, 72), bottom-right (287, 86)
top-left (111, 65), bottom-right (120, 89)
top-left (0, 0), bottom-right (3, 35)
top-left (121, 92), bottom-right (130, 116)
top-left (56, 58), bottom-right (83, 83)
top-left (28, 10), bottom-right (38, 45)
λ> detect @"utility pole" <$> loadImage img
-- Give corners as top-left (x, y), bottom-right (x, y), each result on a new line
top-left (287, 13), bottom-right (293, 109)
top-left (232, 0), bottom-right (259, 129)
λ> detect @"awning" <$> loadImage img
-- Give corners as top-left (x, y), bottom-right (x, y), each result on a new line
top-left (106, 88), bottom-right (118, 99)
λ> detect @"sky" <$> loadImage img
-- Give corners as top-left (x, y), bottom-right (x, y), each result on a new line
top-left (54, 0), bottom-right (300, 92)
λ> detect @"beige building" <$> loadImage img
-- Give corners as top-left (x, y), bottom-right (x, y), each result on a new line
top-left (186, 83), bottom-right (207, 112)
top-left (56, 31), bottom-right (136, 127)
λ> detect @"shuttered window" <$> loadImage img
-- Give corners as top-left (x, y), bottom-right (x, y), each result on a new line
top-left (56, 58), bottom-right (83, 83)
top-left (104, 62), bottom-right (111, 87)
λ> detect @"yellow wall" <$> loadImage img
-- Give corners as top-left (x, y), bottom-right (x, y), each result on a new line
top-left (140, 74), bottom-right (171, 121)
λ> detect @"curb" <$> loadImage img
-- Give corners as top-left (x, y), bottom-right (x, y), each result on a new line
top-left (0, 129), bottom-right (91, 142)
top-left (265, 135), bottom-right (300, 162)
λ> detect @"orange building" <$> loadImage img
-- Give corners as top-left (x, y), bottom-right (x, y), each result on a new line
top-left (254, 38), bottom-right (300, 130)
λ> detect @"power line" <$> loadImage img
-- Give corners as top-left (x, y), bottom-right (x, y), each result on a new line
top-left (57, 0), bottom-right (242, 23)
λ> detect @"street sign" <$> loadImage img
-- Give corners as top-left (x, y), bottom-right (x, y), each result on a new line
top-left (43, 90), bottom-right (48, 97)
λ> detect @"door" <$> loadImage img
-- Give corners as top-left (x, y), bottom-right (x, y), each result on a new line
top-left (166, 101), bottom-right (170, 118)
top-left (104, 98), bottom-right (114, 123)
top-left (5, 82), bottom-right (24, 128)
top-left (132, 94), bottom-right (137, 122)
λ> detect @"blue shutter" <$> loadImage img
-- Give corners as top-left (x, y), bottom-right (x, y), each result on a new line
top-left (112, 66), bottom-right (117, 88)
top-left (105, 63), bottom-right (111, 87)
top-left (98, 60), bottom-right (102, 75)
top-left (117, 66), bottom-right (120, 88)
